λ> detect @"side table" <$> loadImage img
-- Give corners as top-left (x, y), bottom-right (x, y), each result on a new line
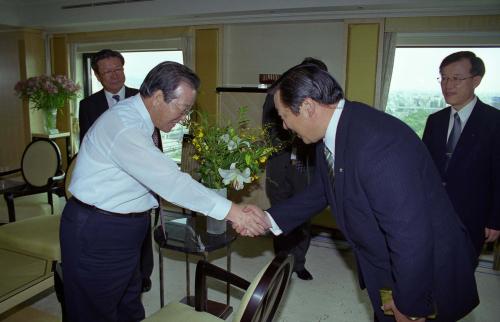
top-left (32, 132), bottom-right (71, 166)
top-left (154, 210), bottom-right (237, 319)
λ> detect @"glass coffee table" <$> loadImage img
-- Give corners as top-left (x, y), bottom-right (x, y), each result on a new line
top-left (153, 209), bottom-right (237, 319)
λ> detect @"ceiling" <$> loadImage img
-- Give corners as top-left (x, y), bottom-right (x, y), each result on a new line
top-left (1, 0), bottom-right (499, 33)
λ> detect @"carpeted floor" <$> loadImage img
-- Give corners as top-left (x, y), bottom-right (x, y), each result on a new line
top-left (1, 227), bottom-right (499, 322)
top-left (0, 307), bottom-right (59, 322)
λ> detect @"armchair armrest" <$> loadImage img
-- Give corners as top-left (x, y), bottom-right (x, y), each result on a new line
top-left (194, 260), bottom-right (251, 312)
top-left (51, 171), bottom-right (65, 183)
top-left (0, 168), bottom-right (21, 177)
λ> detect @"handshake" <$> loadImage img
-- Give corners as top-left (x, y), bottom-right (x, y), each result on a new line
top-left (225, 203), bottom-right (273, 237)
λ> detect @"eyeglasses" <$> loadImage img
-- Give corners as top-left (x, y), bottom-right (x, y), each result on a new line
top-left (101, 67), bottom-right (124, 77)
top-left (173, 102), bottom-right (193, 117)
top-left (437, 75), bottom-right (475, 84)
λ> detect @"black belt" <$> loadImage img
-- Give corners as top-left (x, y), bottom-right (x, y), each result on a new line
top-left (72, 197), bottom-right (151, 218)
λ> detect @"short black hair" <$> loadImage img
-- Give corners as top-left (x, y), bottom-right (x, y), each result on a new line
top-left (91, 49), bottom-right (125, 75)
top-left (139, 61), bottom-right (200, 102)
top-left (269, 64), bottom-right (344, 114)
top-left (300, 57), bottom-right (328, 72)
top-left (440, 51), bottom-right (485, 77)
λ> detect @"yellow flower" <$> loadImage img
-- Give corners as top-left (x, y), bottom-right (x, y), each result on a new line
top-left (187, 106), bottom-right (278, 191)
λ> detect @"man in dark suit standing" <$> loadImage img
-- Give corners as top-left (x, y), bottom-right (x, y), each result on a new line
top-left (78, 49), bottom-right (154, 292)
top-left (245, 64), bottom-right (479, 322)
top-left (79, 49), bottom-right (139, 143)
top-left (423, 51), bottom-right (500, 259)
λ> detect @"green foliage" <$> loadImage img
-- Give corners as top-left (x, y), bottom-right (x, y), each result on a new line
top-left (188, 107), bottom-right (279, 190)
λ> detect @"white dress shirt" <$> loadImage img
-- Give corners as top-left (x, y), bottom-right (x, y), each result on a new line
top-left (70, 94), bottom-right (231, 219)
top-left (267, 99), bottom-right (345, 235)
top-left (104, 86), bottom-right (126, 108)
top-left (447, 96), bottom-right (476, 139)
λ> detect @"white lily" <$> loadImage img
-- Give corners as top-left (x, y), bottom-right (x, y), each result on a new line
top-left (218, 163), bottom-right (251, 190)
top-left (227, 139), bottom-right (238, 151)
top-left (219, 134), bottom-right (230, 143)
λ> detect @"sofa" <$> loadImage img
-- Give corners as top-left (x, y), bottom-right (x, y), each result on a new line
top-left (0, 210), bottom-right (62, 314)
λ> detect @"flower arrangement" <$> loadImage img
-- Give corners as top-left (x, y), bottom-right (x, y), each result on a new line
top-left (189, 107), bottom-right (280, 191)
top-left (14, 75), bottom-right (80, 111)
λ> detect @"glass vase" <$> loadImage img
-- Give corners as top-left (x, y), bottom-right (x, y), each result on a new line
top-left (44, 107), bottom-right (59, 134)
top-left (207, 187), bottom-right (228, 234)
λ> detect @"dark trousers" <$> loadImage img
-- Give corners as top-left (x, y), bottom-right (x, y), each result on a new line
top-left (266, 152), bottom-right (312, 271)
top-left (140, 215), bottom-right (153, 282)
top-left (60, 199), bottom-right (149, 322)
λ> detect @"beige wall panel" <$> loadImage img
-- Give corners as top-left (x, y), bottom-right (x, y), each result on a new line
top-left (23, 30), bottom-right (46, 136)
top-left (195, 28), bottom-right (219, 119)
top-left (345, 23), bottom-right (380, 106)
top-left (0, 32), bottom-right (25, 168)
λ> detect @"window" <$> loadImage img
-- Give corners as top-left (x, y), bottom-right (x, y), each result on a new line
top-left (83, 50), bottom-right (188, 162)
top-left (386, 47), bottom-right (500, 137)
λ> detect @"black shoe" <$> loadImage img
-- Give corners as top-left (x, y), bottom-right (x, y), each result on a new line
top-left (142, 277), bottom-right (152, 292)
top-left (295, 269), bottom-right (313, 280)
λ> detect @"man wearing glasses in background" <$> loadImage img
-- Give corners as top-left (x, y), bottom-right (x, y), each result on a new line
top-left (79, 49), bottom-right (139, 143)
top-left (78, 49), bottom-right (156, 293)
top-left (423, 51), bottom-right (500, 260)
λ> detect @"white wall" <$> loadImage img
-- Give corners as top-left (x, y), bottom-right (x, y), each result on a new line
top-left (222, 21), bottom-right (346, 87)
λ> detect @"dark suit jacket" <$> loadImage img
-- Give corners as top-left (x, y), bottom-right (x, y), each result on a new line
top-left (79, 87), bottom-right (139, 143)
top-left (269, 101), bottom-right (478, 321)
top-left (422, 99), bottom-right (500, 255)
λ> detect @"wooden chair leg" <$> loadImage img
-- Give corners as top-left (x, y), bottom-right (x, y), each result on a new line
top-left (493, 240), bottom-right (500, 271)
top-left (4, 193), bottom-right (16, 222)
top-left (47, 191), bottom-right (54, 214)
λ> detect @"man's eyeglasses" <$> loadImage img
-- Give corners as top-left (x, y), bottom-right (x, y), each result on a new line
top-left (173, 102), bottom-right (193, 117)
top-left (101, 67), bottom-right (124, 77)
top-left (437, 75), bottom-right (475, 84)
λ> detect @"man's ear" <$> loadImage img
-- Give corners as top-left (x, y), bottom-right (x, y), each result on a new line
top-left (301, 98), bottom-right (316, 118)
top-left (151, 90), bottom-right (164, 108)
top-left (472, 75), bottom-right (482, 89)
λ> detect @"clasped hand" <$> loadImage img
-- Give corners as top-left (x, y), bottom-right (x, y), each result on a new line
top-left (225, 203), bottom-right (271, 237)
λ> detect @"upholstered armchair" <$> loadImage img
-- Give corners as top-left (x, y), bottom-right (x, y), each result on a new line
top-left (0, 139), bottom-right (65, 223)
top-left (144, 255), bottom-right (294, 322)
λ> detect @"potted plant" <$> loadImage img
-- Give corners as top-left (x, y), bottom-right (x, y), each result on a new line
top-left (15, 75), bottom-right (80, 134)
top-left (188, 107), bottom-right (280, 233)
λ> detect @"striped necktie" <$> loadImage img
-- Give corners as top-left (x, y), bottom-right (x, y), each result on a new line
top-left (112, 94), bottom-right (120, 103)
top-left (445, 113), bottom-right (461, 170)
top-left (324, 145), bottom-right (334, 180)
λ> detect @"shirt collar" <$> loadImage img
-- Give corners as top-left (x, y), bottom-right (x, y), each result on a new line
top-left (451, 96), bottom-right (476, 124)
top-left (135, 94), bottom-right (155, 135)
top-left (104, 86), bottom-right (126, 102)
top-left (323, 99), bottom-right (345, 154)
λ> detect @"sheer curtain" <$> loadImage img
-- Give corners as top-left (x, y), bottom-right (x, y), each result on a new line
top-left (378, 32), bottom-right (396, 112)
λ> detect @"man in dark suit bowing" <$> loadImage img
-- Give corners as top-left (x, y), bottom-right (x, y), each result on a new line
top-left (244, 64), bottom-right (479, 322)
top-left (423, 51), bottom-right (500, 259)
top-left (78, 49), bottom-right (154, 292)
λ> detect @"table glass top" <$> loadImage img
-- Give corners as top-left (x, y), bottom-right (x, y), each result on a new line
top-left (154, 209), bottom-right (236, 253)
